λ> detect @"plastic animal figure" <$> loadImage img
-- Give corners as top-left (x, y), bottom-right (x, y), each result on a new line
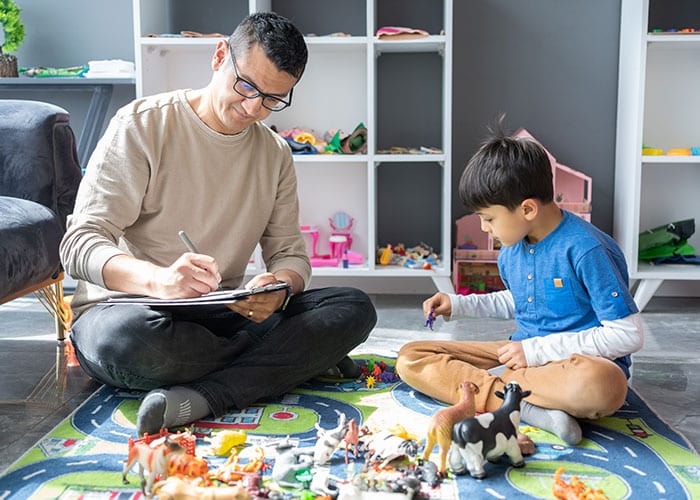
top-left (204, 429), bottom-right (247, 456)
top-left (552, 467), bottom-right (610, 500)
top-left (122, 436), bottom-right (184, 494)
top-left (414, 459), bottom-right (441, 488)
top-left (166, 453), bottom-right (210, 486)
top-left (271, 437), bottom-right (313, 488)
top-left (211, 447), bottom-right (267, 483)
top-left (423, 381), bottom-right (479, 474)
top-left (363, 429), bottom-right (419, 468)
top-left (313, 411), bottom-right (348, 465)
top-left (343, 417), bottom-right (362, 463)
top-left (151, 476), bottom-right (251, 499)
top-left (449, 382), bottom-right (531, 479)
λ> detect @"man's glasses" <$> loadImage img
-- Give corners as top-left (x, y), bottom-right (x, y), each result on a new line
top-left (228, 45), bottom-right (292, 112)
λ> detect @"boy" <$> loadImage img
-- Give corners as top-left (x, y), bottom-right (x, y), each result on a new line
top-left (396, 121), bottom-right (643, 445)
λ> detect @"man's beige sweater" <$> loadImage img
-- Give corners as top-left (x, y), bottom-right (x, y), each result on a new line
top-left (61, 90), bottom-right (311, 317)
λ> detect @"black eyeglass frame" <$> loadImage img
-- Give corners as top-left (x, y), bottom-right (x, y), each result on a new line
top-left (228, 45), bottom-right (293, 112)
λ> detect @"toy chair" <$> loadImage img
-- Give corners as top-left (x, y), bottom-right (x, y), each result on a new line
top-left (0, 100), bottom-right (83, 340)
top-left (329, 211), bottom-right (354, 250)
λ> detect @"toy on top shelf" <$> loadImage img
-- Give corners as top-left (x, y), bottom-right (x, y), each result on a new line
top-left (642, 146), bottom-right (700, 156)
top-left (272, 124), bottom-right (367, 155)
top-left (649, 28), bottom-right (700, 34)
top-left (642, 146), bottom-right (664, 156)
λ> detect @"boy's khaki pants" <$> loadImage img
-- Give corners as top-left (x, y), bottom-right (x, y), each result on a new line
top-left (396, 340), bottom-right (628, 419)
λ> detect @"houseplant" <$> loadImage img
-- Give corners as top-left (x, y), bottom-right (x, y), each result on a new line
top-left (0, 0), bottom-right (24, 77)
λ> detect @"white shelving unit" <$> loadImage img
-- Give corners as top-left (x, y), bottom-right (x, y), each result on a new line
top-left (614, 0), bottom-right (700, 311)
top-left (132, 0), bottom-right (453, 293)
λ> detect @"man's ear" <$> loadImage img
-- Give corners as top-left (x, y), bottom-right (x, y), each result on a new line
top-left (520, 198), bottom-right (538, 221)
top-left (212, 40), bottom-right (228, 71)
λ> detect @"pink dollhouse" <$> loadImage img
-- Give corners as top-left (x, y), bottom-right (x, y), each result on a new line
top-left (453, 129), bottom-right (592, 295)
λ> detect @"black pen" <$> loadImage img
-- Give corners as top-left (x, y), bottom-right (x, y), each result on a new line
top-left (178, 230), bottom-right (223, 290)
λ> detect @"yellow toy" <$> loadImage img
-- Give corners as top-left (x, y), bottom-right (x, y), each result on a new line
top-left (204, 429), bottom-right (247, 456)
top-left (379, 244), bottom-right (393, 265)
top-left (388, 422), bottom-right (419, 442)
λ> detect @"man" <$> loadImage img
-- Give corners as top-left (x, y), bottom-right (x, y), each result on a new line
top-left (60, 12), bottom-right (376, 436)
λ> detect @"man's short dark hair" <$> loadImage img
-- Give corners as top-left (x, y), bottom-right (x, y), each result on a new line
top-left (458, 116), bottom-right (554, 214)
top-left (229, 12), bottom-right (308, 80)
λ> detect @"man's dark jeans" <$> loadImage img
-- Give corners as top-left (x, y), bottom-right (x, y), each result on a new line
top-left (70, 286), bottom-right (376, 416)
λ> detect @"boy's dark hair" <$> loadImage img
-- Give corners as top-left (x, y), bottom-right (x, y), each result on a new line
top-left (459, 116), bottom-right (554, 214)
top-left (229, 12), bottom-right (308, 80)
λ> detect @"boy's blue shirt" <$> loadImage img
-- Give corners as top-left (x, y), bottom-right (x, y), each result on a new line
top-left (498, 210), bottom-right (638, 377)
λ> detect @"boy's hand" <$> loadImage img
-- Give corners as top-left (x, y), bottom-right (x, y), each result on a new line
top-left (497, 341), bottom-right (528, 370)
top-left (423, 292), bottom-right (452, 321)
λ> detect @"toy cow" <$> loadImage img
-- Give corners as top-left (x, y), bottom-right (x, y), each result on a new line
top-left (449, 381), bottom-right (531, 479)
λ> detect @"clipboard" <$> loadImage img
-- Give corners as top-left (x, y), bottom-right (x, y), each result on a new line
top-left (102, 281), bottom-right (291, 306)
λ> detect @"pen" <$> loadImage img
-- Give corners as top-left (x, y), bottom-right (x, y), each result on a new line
top-left (178, 230), bottom-right (199, 254)
top-left (178, 230), bottom-right (222, 290)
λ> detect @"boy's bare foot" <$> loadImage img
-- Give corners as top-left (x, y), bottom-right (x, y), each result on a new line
top-left (517, 432), bottom-right (536, 455)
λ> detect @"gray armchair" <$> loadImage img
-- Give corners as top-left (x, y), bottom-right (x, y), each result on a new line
top-left (0, 100), bottom-right (83, 340)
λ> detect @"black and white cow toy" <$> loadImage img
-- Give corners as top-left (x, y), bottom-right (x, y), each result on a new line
top-left (449, 382), bottom-right (531, 479)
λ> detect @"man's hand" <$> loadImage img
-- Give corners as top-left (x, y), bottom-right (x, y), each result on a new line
top-left (150, 252), bottom-right (221, 298)
top-left (226, 272), bottom-right (287, 323)
top-left (102, 252), bottom-right (221, 299)
top-left (497, 341), bottom-right (528, 370)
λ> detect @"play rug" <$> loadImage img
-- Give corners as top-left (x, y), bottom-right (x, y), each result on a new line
top-left (1, 354), bottom-right (699, 499)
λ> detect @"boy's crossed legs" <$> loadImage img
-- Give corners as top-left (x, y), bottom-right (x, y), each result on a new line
top-left (396, 339), bottom-right (628, 446)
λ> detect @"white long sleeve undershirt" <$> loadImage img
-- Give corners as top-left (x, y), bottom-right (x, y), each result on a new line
top-left (448, 291), bottom-right (644, 367)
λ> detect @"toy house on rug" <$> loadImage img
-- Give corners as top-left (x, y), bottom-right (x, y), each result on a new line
top-left (453, 129), bottom-right (592, 295)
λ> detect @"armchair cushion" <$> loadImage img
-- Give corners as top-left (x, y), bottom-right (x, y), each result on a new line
top-left (0, 197), bottom-right (64, 298)
top-left (0, 100), bottom-right (82, 300)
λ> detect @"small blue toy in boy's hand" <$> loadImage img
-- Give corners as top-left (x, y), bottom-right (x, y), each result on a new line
top-left (425, 308), bottom-right (435, 330)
